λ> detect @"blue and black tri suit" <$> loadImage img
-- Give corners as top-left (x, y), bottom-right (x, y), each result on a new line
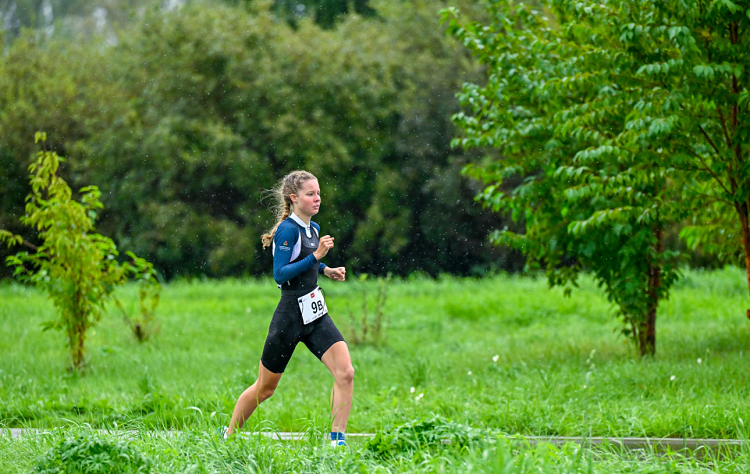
top-left (261, 213), bottom-right (345, 374)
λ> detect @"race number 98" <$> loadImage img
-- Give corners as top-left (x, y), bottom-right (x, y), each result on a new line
top-left (299, 288), bottom-right (327, 324)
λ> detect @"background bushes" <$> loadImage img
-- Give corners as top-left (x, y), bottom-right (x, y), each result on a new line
top-left (0, 0), bottom-right (522, 279)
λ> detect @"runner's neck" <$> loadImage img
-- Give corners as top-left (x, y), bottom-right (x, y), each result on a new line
top-left (290, 212), bottom-right (312, 238)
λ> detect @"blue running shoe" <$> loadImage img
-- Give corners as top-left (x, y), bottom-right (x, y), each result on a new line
top-left (329, 432), bottom-right (346, 447)
top-left (218, 426), bottom-right (229, 441)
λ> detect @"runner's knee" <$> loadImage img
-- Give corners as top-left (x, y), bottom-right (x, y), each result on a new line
top-left (336, 365), bottom-right (354, 386)
top-left (258, 386), bottom-right (276, 401)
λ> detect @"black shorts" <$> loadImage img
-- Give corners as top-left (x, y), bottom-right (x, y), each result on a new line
top-left (260, 293), bottom-right (345, 374)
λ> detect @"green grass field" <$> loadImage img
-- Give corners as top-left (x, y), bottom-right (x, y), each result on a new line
top-left (1, 268), bottom-right (750, 472)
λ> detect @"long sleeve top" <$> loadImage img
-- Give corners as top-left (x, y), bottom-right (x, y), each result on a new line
top-left (272, 216), bottom-right (327, 286)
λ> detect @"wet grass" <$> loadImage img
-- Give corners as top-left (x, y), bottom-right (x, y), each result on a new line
top-left (2, 420), bottom-right (750, 473)
top-left (0, 267), bottom-right (748, 447)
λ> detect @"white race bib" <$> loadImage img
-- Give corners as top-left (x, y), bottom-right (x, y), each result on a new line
top-left (298, 287), bottom-right (328, 325)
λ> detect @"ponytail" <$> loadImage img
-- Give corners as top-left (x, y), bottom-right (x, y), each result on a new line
top-left (261, 170), bottom-right (317, 248)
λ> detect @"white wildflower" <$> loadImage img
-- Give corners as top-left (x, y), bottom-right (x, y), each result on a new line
top-left (410, 386), bottom-right (415, 393)
top-left (492, 355), bottom-right (499, 363)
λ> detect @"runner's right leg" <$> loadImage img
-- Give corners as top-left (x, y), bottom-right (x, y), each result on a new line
top-left (227, 361), bottom-right (282, 436)
top-left (320, 341), bottom-right (354, 434)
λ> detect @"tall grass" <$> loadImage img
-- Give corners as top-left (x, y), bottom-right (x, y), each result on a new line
top-left (2, 420), bottom-right (749, 473)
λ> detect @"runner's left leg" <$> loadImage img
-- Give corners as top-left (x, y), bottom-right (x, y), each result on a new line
top-left (227, 360), bottom-right (282, 436)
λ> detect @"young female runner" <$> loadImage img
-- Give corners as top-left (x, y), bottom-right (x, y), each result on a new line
top-left (224, 170), bottom-right (354, 446)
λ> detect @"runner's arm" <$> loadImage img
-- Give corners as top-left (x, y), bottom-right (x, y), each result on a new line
top-left (311, 222), bottom-right (327, 275)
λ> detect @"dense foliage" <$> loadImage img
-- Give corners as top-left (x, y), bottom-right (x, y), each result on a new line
top-left (444, 0), bottom-right (750, 354)
top-left (0, 0), bottom-right (518, 280)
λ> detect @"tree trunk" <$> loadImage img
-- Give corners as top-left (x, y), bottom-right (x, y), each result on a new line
top-left (69, 317), bottom-right (86, 371)
top-left (638, 225), bottom-right (663, 357)
top-left (638, 304), bottom-right (657, 356)
top-left (737, 202), bottom-right (750, 305)
top-left (66, 326), bottom-right (77, 371)
top-left (75, 322), bottom-right (85, 371)
top-left (70, 290), bottom-right (86, 371)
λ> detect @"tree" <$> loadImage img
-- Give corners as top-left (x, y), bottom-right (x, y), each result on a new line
top-left (442, 0), bottom-right (719, 355)
top-left (0, 134), bottom-right (159, 371)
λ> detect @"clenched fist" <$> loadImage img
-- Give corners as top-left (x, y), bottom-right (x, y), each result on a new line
top-left (324, 266), bottom-right (346, 281)
top-left (313, 235), bottom-right (334, 261)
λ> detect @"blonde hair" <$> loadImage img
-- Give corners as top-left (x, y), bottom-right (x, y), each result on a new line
top-left (261, 170), bottom-right (317, 248)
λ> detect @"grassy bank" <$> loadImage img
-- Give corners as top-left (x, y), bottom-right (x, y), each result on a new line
top-left (0, 268), bottom-right (748, 443)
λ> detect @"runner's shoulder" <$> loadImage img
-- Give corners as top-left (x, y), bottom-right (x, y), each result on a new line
top-left (274, 220), bottom-right (299, 246)
top-left (310, 221), bottom-right (321, 233)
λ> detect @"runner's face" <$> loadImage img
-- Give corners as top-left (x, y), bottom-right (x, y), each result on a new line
top-left (292, 179), bottom-right (321, 217)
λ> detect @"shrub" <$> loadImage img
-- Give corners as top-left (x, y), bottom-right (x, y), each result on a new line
top-left (33, 431), bottom-right (152, 474)
top-left (346, 273), bottom-right (391, 346)
top-left (364, 415), bottom-right (486, 458)
top-left (0, 133), bottom-right (160, 370)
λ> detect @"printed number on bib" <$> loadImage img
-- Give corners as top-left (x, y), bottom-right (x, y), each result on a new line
top-left (298, 287), bottom-right (328, 325)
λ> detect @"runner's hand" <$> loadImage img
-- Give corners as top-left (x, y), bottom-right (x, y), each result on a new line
top-left (314, 235), bottom-right (334, 260)
top-left (324, 267), bottom-right (346, 281)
